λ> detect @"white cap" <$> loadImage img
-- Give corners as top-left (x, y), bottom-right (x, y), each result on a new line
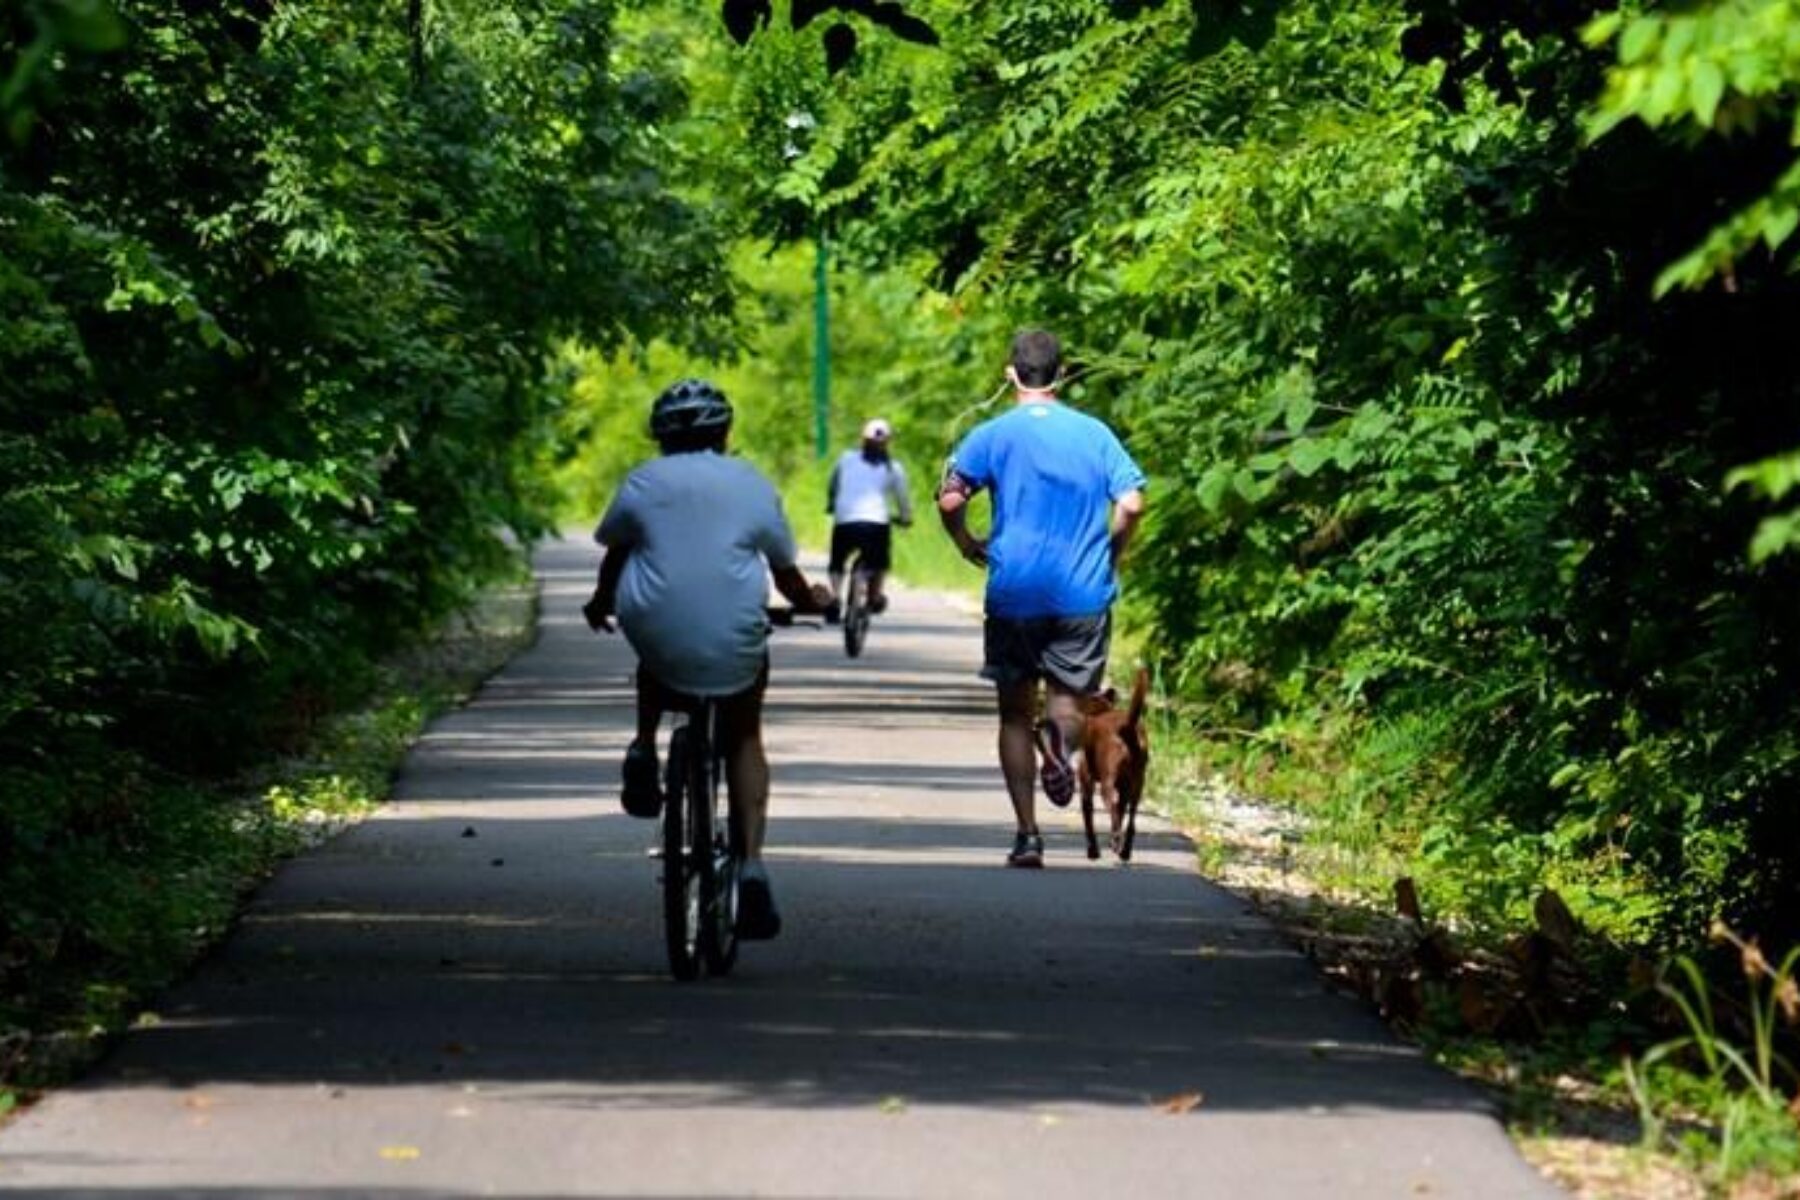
top-left (862, 418), bottom-right (892, 442)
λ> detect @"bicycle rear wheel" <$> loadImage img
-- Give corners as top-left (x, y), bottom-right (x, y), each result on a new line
top-left (843, 564), bottom-right (870, 659)
top-left (700, 709), bottom-right (738, 975)
top-left (661, 725), bottom-right (706, 981)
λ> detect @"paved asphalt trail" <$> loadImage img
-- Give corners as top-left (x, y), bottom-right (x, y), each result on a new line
top-left (0, 539), bottom-right (1559, 1199)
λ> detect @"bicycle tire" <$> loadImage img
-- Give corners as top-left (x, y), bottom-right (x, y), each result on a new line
top-left (699, 707), bottom-right (738, 975)
top-left (844, 564), bottom-right (870, 659)
top-left (662, 725), bottom-right (704, 982)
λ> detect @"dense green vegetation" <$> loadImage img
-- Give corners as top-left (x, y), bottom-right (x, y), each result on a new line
top-left (576, 0), bottom-right (1800, 955)
top-left (553, 7), bottom-right (1800, 1172)
top-left (1, 0), bottom-right (729, 1054)
top-left (9, 0), bottom-right (1800, 1171)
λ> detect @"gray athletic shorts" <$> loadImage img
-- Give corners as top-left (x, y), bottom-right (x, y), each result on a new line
top-left (981, 612), bottom-right (1111, 694)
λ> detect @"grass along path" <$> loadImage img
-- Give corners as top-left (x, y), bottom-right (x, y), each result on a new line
top-left (1148, 738), bottom-right (1800, 1200)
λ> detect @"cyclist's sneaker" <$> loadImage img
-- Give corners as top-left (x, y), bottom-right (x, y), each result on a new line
top-left (1036, 720), bottom-right (1076, 809)
top-left (1006, 831), bottom-right (1045, 869)
top-left (869, 593), bottom-right (889, 615)
top-left (737, 860), bottom-right (782, 940)
top-left (620, 738), bottom-right (662, 818)
top-left (823, 598), bottom-right (843, 625)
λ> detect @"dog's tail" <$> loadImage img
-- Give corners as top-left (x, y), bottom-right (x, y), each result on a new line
top-left (1124, 665), bottom-right (1149, 731)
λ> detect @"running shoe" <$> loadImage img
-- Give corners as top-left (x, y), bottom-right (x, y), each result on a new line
top-left (1037, 720), bottom-right (1076, 809)
top-left (737, 860), bottom-right (783, 940)
top-left (1006, 831), bottom-right (1045, 869)
top-left (620, 738), bottom-right (662, 818)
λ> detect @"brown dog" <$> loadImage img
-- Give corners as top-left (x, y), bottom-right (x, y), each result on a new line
top-left (1074, 667), bottom-right (1151, 862)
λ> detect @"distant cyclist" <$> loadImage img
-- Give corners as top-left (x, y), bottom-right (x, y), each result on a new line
top-left (582, 379), bottom-right (831, 938)
top-left (826, 418), bottom-right (914, 619)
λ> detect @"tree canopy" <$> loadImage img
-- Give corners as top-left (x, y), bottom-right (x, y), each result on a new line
top-left (7, 0), bottom-right (1800, 1041)
top-left (641, 0), bottom-right (1800, 947)
top-left (1, 0), bottom-right (732, 1013)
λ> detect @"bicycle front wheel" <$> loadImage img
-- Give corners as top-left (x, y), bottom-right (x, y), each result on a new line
top-left (661, 725), bottom-right (705, 982)
top-left (844, 567), bottom-right (870, 659)
top-left (700, 736), bottom-right (738, 975)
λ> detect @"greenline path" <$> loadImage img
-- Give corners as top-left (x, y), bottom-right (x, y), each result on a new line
top-left (0, 538), bottom-right (1559, 1198)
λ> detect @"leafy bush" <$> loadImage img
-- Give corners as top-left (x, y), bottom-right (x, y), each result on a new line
top-left (1, 0), bottom-right (730, 1034)
top-left (696, 0), bottom-right (1800, 951)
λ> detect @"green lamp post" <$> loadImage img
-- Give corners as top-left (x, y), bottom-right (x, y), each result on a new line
top-left (786, 110), bottom-right (830, 460)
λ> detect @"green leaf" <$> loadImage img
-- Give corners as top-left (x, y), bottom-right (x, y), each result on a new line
top-left (1725, 452), bottom-right (1800, 502)
top-left (1690, 60), bottom-right (1724, 128)
top-left (1231, 467), bottom-right (1264, 503)
top-left (1619, 17), bottom-right (1661, 65)
top-left (1762, 205), bottom-right (1799, 252)
top-left (1195, 466), bottom-right (1234, 513)
top-left (1582, 12), bottom-right (1624, 48)
top-left (1748, 510), bottom-right (1800, 564)
top-left (1283, 389), bottom-right (1316, 436)
top-left (1289, 438), bottom-right (1332, 478)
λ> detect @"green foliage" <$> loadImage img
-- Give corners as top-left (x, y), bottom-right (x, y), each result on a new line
top-left (690, 0), bottom-right (1800, 958)
top-left (2, 0), bottom-right (729, 1042)
top-left (1587, 2), bottom-right (1800, 292)
top-left (1624, 928), bottom-right (1800, 1184)
top-left (1, 0), bottom-right (128, 142)
top-left (1578, 1), bottom-right (1800, 564)
top-left (553, 238), bottom-right (996, 587)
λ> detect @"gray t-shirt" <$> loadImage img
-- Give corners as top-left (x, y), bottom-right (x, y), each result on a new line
top-left (595, 451), bottom-right (798, 697)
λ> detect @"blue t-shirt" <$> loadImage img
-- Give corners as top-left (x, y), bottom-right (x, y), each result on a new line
top-left (948, 402), bottom-right (1147, 619)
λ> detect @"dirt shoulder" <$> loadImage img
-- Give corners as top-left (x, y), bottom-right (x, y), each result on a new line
top-left (1166, 772), bottom-right (1799, 1200)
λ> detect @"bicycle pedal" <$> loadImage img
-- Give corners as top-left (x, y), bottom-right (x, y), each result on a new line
top-left (646, 846), bottom-right (665, 860)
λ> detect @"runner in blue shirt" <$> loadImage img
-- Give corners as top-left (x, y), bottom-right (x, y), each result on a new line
top-left (937, 331), bottom-right (1148, 868)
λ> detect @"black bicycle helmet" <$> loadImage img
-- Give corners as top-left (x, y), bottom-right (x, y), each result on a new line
top-left (649, 378), bottom-right (732, 441)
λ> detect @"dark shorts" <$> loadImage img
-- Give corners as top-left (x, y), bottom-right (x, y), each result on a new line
top-left (638, 657), bottom-right (769, 742)
top-left (829, 521), bottom-right (892, 574)
top-left (981, 613), bottom-right (1112, 694)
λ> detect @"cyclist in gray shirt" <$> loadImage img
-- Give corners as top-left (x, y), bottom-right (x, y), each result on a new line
top-left (583, 379), bottom-right (830, 939)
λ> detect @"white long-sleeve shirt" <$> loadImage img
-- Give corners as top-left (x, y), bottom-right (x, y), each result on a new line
top-left (827, 451), bottom-right (913, 525)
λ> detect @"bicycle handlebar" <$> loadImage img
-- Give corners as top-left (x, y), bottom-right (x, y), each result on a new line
top-left (766, 606), bottom-right (824, 629)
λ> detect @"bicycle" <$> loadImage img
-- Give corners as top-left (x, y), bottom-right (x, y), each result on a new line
top-left (841, 554), bottom-right (876, 659)
top-left (658, 690), bottom-right (734, 980)
top-left (655, 607), bottom-right (815, 981)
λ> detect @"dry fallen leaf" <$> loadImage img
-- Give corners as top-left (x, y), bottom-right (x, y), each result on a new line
top-left (877, 1095), bottom-right (906, 1115)
top-left (1776, 976), bottom-right (1800, 1024)
top-left (1155, 1091), bottom-right (1204, 1114)
top-left (1394, 877), bottom-right (1422, 923)
top-left (379, 1145), bottom-right (421, 1161)
top-left (1533, 889), bottom-right (1580, 952)
top-left (182, 1094), bottom-right (213, 1111)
